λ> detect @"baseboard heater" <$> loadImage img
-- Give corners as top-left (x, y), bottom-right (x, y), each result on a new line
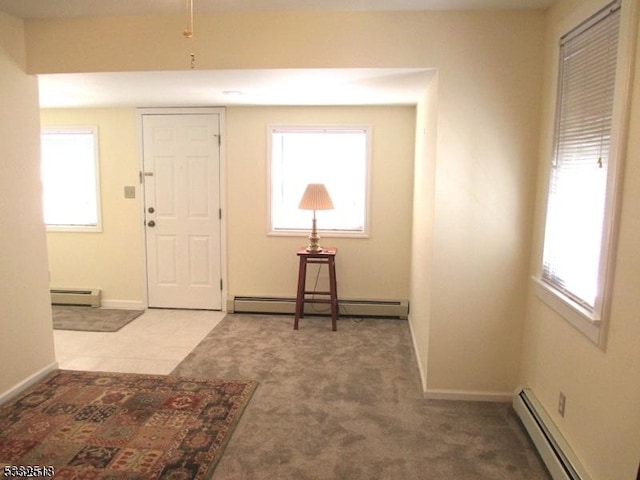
top-left (513, 387), bottom-right (590, 480)
top-left (50, 288), bottom-right (101, 308)
top-left (230, 296), bottom-right (408, 319)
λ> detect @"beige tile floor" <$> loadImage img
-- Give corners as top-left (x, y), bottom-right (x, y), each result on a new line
top-left (54, 308), bottom-right (226, 375)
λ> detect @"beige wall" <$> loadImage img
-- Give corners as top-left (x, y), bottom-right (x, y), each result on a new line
top-left (409, 78), bottom-right (439, 388)
top-left (520, 0), bottom-right (640, 478)
top-left (424, 23), bottom-right (544, 395)
top-left (41, 109), bottom-right (143, 307)
top-left (42, 105), bottom-right (415, 306)
top-left (0, 12), bottom-right (56, 399)
top-left (24, 11), bottom-right (540, 73)
top-left (23, 8), bottom-right (546, 397)
top-left (226, 106), bottom-right (415, 300)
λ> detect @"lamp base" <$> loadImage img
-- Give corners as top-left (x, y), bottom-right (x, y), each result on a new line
top-left (306, 221), bottom-right (323, 252)
top-left (306, 233), bottom-right (323, 253)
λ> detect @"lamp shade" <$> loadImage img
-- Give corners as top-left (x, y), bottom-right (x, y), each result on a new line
top-left (298, 183), bottom-right (334, 211)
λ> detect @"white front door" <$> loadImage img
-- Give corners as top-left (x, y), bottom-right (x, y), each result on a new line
top-left (142, 112), bottom-right (222, 310)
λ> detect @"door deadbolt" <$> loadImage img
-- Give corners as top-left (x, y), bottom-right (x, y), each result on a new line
top-left (147, 220), bottom-right (156, 227)
top-left (148, 207), bottom-right (155, 213)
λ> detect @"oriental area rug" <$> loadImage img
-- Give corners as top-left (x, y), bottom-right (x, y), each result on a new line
top-left (0, 370), bottom-right (257, 479)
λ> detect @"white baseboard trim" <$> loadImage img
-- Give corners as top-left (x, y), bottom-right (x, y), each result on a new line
top-left (100, 300), bottom-right (146, 310)
top-left (513, 386), bottom-right (589, 480)
top-left (0, 361), bottom-right (58, 406)
top-left (406, 316), bottom-right (513, 403)
top-left (425, 388), bottom-right (513, 402)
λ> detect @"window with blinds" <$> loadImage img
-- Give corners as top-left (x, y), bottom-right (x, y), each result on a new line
top-left (541, 0), bottom-right (621, 313)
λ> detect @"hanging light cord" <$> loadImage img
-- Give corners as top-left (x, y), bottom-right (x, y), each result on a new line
top-left (183, 0), bottom-right (195, 69)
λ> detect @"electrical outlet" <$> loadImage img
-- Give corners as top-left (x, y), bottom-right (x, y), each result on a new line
top-left (558, 392), bottom-right (566, 417)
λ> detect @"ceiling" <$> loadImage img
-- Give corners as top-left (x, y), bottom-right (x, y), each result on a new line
top-left (38, 69), bottom-right (437, 109)
top-left (0, 0), bottom-right (556, 19)
top-left (0, 0), bottom-right (553, 108)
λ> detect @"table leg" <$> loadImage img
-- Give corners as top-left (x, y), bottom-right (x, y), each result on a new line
top-left (328, 256), bottom-right (338, 331)
top-left (294, 257), bottom-right (307, 330)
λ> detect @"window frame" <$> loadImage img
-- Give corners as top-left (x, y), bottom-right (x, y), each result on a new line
top-left (266, 124), bottom-right (372, 238)
top-left (534, 0), bottom-right (636, 349)
top-left (40, 126), bottom-right (102, 233)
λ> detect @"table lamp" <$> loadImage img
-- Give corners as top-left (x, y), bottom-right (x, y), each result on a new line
top-left (298, 183), bottom-right (334, 253)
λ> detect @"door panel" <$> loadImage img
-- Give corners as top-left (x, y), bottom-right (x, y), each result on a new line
top-left (187, 156), bottom-right (210, 217)
top-left (156, 235), bottom-right (178, 285)
top-left (142, 113), bottom-right (221, 310)
top-left (189, 236), bottom-right (212, 285)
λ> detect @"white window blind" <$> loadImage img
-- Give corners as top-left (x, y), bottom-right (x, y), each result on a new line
top-left (541, 0), bottom-right (620, 311)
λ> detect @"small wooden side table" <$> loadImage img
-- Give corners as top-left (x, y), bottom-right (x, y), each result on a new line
top-left (294, 247), bottom-right (338, 331)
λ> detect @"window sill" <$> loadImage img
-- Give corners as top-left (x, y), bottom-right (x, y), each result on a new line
top-left (268, 229), bottom-right (369, 239)
top-left (531, 276), bottom-right (602, 346)
top-left (46, 225), bottom-right (102, 233)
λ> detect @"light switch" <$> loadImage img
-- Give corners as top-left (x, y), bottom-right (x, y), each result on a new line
top-left (124, 186), bottom-right (136, 199)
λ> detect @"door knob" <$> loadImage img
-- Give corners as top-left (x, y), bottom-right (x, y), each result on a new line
top-left (147, 220), bottom-right (156, 227)
top-left (148, 207), bottom-right (155, 213)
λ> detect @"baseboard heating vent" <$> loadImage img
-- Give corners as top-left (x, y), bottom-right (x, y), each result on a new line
top-left (51, 288), bottom-right (101, 308)
top-left (513, 387), bottom-right (590, 480)
top-left (230, 296), bottom-right (408, 319)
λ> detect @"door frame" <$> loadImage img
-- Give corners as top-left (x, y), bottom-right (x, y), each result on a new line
top-left (136, 107), bottom-right (227, 311)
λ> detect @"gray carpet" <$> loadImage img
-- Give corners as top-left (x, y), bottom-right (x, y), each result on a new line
top-left (52, 305), bottom-right (145, 332)
top-left (172, 314), bottom-right (550, 480)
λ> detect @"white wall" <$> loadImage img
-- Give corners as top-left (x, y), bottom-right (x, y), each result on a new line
top-left (0, 12), bottom-right (56, 399)
top-left (520, 0), bottom-right (640, 478)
